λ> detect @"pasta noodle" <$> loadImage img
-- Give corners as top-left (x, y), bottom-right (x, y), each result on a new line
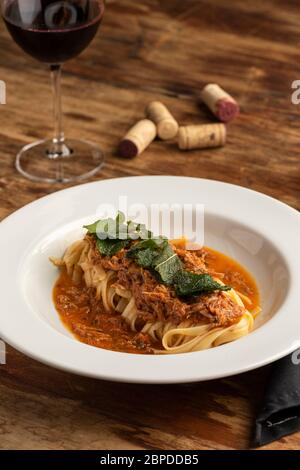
top-left (51, 238), bottom-right (259, 354)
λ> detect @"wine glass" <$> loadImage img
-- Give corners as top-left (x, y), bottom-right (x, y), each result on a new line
top-left (1, 0), bottom-right (105, 183)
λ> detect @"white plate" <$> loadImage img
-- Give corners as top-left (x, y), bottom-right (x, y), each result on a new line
top-left (0, 176), bottom-right (299, 383)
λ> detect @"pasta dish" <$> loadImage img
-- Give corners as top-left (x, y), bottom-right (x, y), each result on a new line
top-left (51, 213), bottom-right (260, 354)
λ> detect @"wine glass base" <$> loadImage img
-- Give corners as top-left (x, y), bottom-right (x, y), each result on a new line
top-left (16, 139), bottom-right (104, 184)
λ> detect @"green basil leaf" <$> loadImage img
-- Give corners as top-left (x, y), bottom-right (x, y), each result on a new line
top-left (174, 271), bottom-right (231, 296)
top-left (153, 245), bottom-right (182, 284)
top-left (84, 220), bottom-right (101, 234)
top-left (96, 238), bottom-right (130, 257)
top-left (134, 248), bottom-right (159, 267)
top-left (126, 237), bottom-right (168, 258)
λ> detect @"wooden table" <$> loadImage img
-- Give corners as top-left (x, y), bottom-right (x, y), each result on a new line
top-left (0, 0), bottom-right (299, 450)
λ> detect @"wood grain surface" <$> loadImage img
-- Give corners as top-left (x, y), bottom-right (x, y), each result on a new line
top-left (0, 0), bottom-right (300, 450)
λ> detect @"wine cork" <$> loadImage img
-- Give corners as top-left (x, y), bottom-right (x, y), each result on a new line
top-left (178, 123), bottom-right (226, 150)
top-left (146, 101), bottom-right (179, 140)
top-left (200, 84), bottom-right (239, 123)
top-left (118, 119), bottom-right (157, 158)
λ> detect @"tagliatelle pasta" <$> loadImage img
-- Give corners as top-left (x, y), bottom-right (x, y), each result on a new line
top-left (51, 228), bottom-right (260, 355)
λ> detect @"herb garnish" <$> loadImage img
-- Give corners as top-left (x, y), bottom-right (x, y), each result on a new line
top-left (84, 212), bottom-right (152, 257)
top-left (127, 238), bottom-right (182, 284)
top-left (84, 213), bottom-right (231, 295)
top-left (173, 271), bottom-right (231, 296)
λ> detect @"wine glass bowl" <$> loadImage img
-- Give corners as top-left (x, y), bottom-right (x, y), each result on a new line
top-left (1, 0), bottom-right (105, 183)
top-left (2, 0), bottom-right (104, 64)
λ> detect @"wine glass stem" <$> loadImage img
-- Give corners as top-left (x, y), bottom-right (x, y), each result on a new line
top-left (50, 64), bottom-right (65, 156)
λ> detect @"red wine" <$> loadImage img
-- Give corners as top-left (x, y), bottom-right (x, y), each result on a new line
top-left (2, 0), bottom-right (105, 64)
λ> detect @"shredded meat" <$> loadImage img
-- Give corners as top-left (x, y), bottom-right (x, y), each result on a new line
top-left (187, 292), bottom-right (244, 325)
top-left (86, 235), bottom-right (244, 327)
top-left (172, 245), bottom-right (207, 273)
top-left (132, 332), bottom-right (153, 351)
